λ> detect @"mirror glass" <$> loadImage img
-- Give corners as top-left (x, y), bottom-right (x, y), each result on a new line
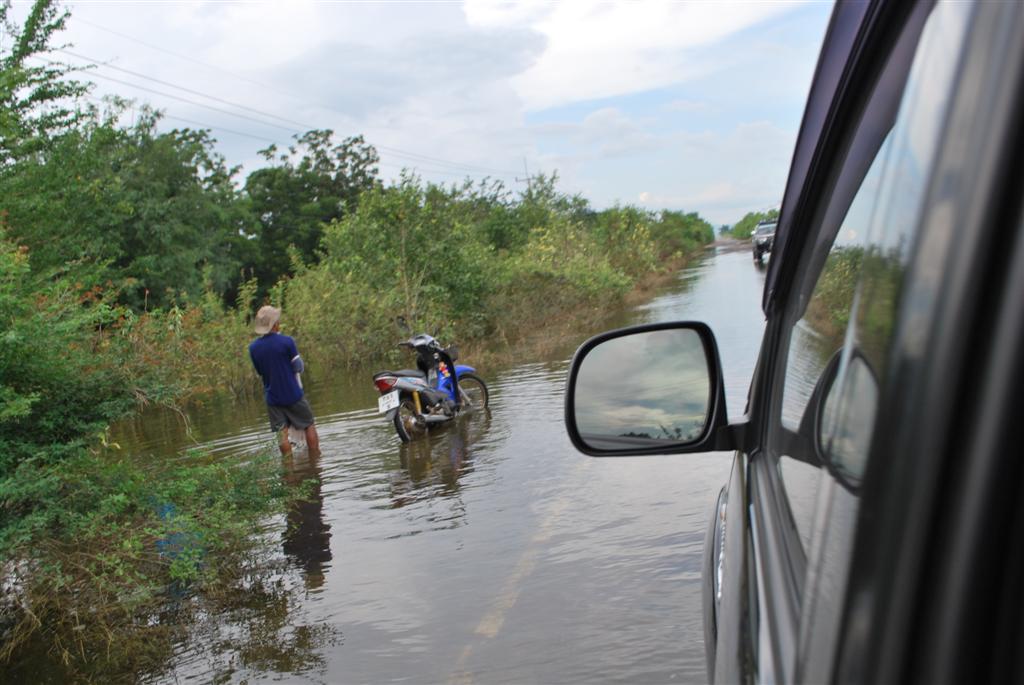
top-left (573, 328), bottom-right (711, 451)
top-left (819, 351), bottom-right (878, 486)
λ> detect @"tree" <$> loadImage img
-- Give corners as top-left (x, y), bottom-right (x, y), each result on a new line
top-left (244, 130), bottom-right (380, 292)
top-left (319, 172), bottom-right (492, 325)
top-left (0, 0), bottom-right (88, 166)
top-left (728, 208), bottom-right (779, 239)
top-left (0, 224), bottom-right (132, 477)
top-left (650, 210), bottom-right (715, 256)
top-left (0, 102), bottom-right (252, 309)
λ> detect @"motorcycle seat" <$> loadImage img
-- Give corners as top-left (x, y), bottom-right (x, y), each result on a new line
top-left (374, 368), bottom-right (426, 379)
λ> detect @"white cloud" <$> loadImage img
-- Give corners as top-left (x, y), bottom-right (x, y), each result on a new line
top-left (596, 120), bottom-right (793, 224)
top-left (666, 121), bottom-right (793, 223)
top-left (462, 0), bottom-right (551, 28)
top-left (464, 0), bottom-right (797, 110)
top-left (640, 182), bottom-right (738, 208)
top-left (529, 106), bottom-right (660, 162)
top-left (664, 99), bottom-right (709, 113)
top-left (42, 0), bottom-right (827, 224)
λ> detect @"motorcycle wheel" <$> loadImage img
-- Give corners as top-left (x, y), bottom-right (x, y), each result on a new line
top-left (394, 400), bottom-right (426, 443)
top-left (457, 373), bottom-right (489, 410)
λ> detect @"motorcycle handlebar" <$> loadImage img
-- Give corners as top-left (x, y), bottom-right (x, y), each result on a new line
top-left (397, 338), bottom-right (448, 352)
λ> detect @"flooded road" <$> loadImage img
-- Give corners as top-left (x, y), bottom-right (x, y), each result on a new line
top-left (121, 245), bottom-right (767, 684)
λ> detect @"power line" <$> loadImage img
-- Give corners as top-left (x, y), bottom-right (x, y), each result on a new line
top-left (61, 54), bottom-right (520, 178)
top-left (59, 49), bottom-right (318, 131)
top-left (516, 157), bottom-right (533, 191)
top-left (158, 114), bottom-right (279, 144)
top-left (68, 17), bottom-right (526, 177)
top-left (34, 61), bottom-right (523, 181)
top-left (80, 93), bottom-right (510, 182)
top-left (84, 94), bottom-right (281, 145)
top-left (36, 56), bottom-right (305, 134)
top-left (376, 160), bottom-right (505, 179)
top-left (73, 16), bottom-right (304, 103)
top-left (83, 94), bottom-right (266, 145)
top-left (375, 145), bottom-right (519, 177)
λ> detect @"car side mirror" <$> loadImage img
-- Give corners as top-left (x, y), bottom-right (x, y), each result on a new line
top-left (564, 322), bottom-right (733, 456)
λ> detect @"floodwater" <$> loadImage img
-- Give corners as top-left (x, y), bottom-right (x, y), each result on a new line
top-left (119, 244), bottom-right (768, 684)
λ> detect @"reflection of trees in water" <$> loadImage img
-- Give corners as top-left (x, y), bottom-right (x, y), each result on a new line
top-left (282, 451), bottom-right (332, 589)
top-left (166, 575), bottom-right (340, 681)
top-left (388, 410), bottom-right (492, 511)
top-left (145, 464), bottom-right (339, 684)
top-left (164, 450), bottom-right (339, 679)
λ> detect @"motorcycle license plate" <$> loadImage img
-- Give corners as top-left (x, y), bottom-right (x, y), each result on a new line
top-left (378, 390), bottom-right (400, 413)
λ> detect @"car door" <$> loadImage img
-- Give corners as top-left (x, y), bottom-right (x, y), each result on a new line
top-left (707, 1), bottom-right (955, 680)
top-left (750, 1), bottom-right (1023, 683)
top-left (562, 2), bottom-right (1023, 683)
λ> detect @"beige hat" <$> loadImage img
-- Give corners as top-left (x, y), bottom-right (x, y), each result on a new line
top-left (254, 305), bottom-right (281, 335)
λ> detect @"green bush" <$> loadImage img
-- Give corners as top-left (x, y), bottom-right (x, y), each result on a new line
top-left (723, 208), bottom-right (779, 240)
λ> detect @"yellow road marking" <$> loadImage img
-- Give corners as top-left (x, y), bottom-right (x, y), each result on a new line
top-left (450, 459), bottom-right (591, 684)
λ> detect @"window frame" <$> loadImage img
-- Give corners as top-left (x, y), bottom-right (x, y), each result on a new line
top-left (742, 1), bottom-right (939, 681)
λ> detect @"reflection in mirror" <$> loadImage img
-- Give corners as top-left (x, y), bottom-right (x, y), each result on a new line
top-left (819, 351), bottom-right (879, 486)
top-left (574, 328), bottom-right (710, 451)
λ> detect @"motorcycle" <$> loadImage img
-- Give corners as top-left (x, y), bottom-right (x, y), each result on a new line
top-left (372, 333), bottom-right (489, 443)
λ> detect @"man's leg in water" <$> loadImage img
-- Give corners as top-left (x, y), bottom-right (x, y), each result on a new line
top-left (278, 427), bottom-right (293, 456)
top-left (305, 424), bottom-right (321, 457)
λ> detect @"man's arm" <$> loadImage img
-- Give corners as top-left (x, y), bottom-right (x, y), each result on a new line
top-left (248, 344), bottom-right (259, 373)
top-left (286, 337), bottom-right (304, 374)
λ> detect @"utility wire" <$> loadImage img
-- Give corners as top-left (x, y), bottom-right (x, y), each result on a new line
top-left (376, 160), bottom-right (504, 178)
top-left (80, 94), bottom-right (509, 181)
top-left (69, 17), bottom-right (525, 177)
top-left (62, 53), bottom-right (520, 177)
top-left (37, 56), bottom-right (306, 134)
top-left (73, 16), bottom-right (311, 107)
top-left (159, 114), bottom-right (279, 144)
top-left (374, 145), bottom-right (518, 176)
top-left (60, 48), bottom-right (319, 131)
top-left (85, 94), bottom-right (281, 144)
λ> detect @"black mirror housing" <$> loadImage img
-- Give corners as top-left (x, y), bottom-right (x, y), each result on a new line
top-left (564, 321), bottom-right (733, 457)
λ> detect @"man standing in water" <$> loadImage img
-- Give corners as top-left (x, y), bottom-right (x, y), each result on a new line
top-left (249, 305), bottom-right (320, 456)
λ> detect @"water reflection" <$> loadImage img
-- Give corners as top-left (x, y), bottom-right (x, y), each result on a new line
top-left (104, 248), bottom-right (765, 685)
top-left (388, 410), bottom-right (492, 511)
top-left (282, 450), bottom-right (332, 589)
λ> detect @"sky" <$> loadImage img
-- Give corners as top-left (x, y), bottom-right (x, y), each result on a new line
top-left (575, 327), bottom-right (710, 441)
top-left (17, 0), bottom-right (833, 226)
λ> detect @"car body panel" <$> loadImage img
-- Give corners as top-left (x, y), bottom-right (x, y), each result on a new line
top-left (563, 1), bottom-right (1023, 683)
top-left (709, 453), bottom-right (752, 685)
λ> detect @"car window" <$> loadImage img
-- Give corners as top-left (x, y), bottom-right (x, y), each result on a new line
top-left (770, 1), bottom-right (973, 550)
top-left (780, 138), bottom-right (891, 433)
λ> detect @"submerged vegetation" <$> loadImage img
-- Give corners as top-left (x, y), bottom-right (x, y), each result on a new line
top-left (0, 0), bottom-right (715, 677)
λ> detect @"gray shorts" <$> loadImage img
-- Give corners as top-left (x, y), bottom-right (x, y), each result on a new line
top-left (268, 397), bottom-right (315, 433)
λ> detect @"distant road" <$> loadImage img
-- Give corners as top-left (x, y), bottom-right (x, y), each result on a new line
top-left (710, 237), bottom-right (751, 251)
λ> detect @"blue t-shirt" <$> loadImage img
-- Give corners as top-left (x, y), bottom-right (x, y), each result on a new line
top-left (249, 333), bottom-right (304, 406)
